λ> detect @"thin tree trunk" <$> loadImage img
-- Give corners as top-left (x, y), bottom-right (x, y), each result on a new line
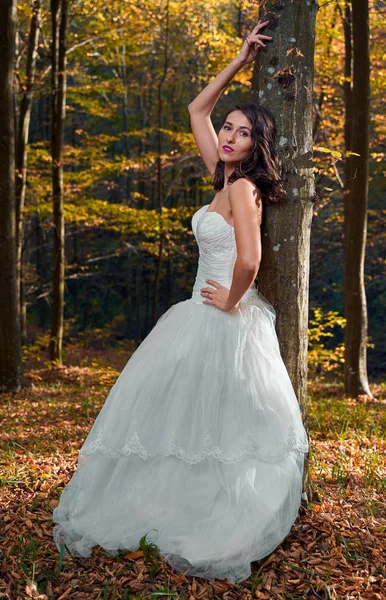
top-left (126, 249), bottom-right (133, 338)
top-left (343, 0), bottom-right (371, 397)
top-left (0, 0), bottom-right (24, 392)
top-left (165, 238), bottom-right (172, 310)
top-left (252, 0), bottom-right (318, 501)
top-left (15, 0), bottom-right (41, 345)
top-left (49, 0), bottom-right (68, 363)
top-left (152, 0), bottom-right (169, 328)
top-left (35, 211), bottom-right (47, 328)
top-left (145, 276), bottom-right (150, 333)
top-left (343, 3), bottom-right (353, 155)
top-left (119, 44), bottom-right (132, 202)
top-left (72, 224), bottom-right (79, 317)
top-left (136, 88), bottom-right (146, 208)
top-left (135, 255), bottom-right (143, 346)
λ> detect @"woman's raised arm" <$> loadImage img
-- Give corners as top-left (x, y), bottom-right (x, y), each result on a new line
top-left (187, 20), bottom-right (272, 176)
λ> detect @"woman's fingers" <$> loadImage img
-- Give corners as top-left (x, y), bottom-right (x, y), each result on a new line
top-left (254, 19), bottom-right (270, 31)
top-left (248, 33), bottom-right (272, 46)
top-left (247, 21), bottom-right (272, 46)
top-left (247, 38), bottom-right (268, 48)
top-left (205, 279), bottom-right (219, 287)
top-left (250, 33), bottom-right (272, 41)
top-left (242, 20), bottom-right (272, 60)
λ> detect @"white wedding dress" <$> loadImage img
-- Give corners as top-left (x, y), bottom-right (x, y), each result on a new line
top-left (52, 203), bottom-right (309, 583)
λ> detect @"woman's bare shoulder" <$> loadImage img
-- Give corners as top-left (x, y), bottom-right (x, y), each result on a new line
top-left (229, 178), bottom-right (262, 202)
top-left (229, 178), bottom-right (263, 225)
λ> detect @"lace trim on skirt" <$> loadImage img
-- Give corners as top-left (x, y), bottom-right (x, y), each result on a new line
top-left (79, 427), bottom-right (309, 465)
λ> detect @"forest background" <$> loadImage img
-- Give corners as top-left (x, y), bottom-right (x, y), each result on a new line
top-left (15, 0), bottom-right (385, 377)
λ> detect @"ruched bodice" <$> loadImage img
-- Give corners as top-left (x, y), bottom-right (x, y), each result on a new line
top-left (191, 204), bottom-right (255, 305)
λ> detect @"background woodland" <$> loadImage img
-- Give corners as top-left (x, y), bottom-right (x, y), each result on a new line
top-left (11, 0), bottom-right (385, 379)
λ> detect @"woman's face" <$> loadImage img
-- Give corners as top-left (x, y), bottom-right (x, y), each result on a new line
top-left (217, 110), bottom-right (254, 165)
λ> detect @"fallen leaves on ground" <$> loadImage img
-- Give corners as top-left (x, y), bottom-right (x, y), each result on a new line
top-left (0, 366), bottom-right (385, 599)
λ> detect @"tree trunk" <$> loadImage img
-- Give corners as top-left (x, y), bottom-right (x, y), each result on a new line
top-left (343, 0), bottom-right (371, 397)
top-left (49, 0), bottom-right (68, 364)
top-left (15, 0), bottom-right (41, 345)
top-left (126, 249), bottom-right (133, 338)
top-left (135, 254), bottom-right (143, 346)
top-left (251, 0), bottom-right (318, 501)
top-left (342, 1), bottom-right (353, 210)
top-left (152, 0), bottom-right (169, 328)
top-left (0, 0), bottom-right (24, 392)
top-left (35, 211), bottom-right (48, 328)
top-left (119, 44), bottom-right (132, 202)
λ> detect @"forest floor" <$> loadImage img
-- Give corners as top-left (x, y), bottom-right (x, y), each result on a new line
top-left (0, 343), bottom-right (385, 600)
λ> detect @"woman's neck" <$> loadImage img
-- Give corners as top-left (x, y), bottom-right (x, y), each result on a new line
top-left (223, 162), bottom-right (239, 190)
top-left (224, 164), bottom-right (235, 182)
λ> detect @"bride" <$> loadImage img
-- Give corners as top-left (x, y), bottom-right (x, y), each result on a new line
top-left (52, 20), bottom-right (310, 583)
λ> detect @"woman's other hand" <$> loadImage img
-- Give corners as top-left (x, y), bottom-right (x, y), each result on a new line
top-left (200, 280), bottom-right (239, 312)
top-left (237, 20), bottom-right (272, 65)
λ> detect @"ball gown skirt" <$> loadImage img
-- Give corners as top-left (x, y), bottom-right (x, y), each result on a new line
top-left (52, 204), bottom-right (310, 583)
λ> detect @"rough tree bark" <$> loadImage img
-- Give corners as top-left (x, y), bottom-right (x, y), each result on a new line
top-left (0, 0), bottom-right (24, 392)
top-left (15, 0), bottom-right (41, 345)
top-left (49, 0), bottom-right (68, 363)
top-left (251, 0), bottom-right (318, 501)
top-left (342, 0), bottom-right (372, 397)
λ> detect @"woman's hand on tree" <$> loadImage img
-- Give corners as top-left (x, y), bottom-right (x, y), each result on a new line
top-left (237, 20), bottom-right (273, 65)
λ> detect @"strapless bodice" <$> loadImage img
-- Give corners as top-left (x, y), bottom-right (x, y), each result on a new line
top-left (190, 204), bottom-right (256, 305)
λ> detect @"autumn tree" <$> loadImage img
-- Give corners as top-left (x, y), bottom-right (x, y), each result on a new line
top-left (251, 1), bottom-right (318, 498)
top-left (252, 3), bottom-right (317, 403)
top-left (15, 0), bottom-right (41, 345)
top-left (49, 0), bottom-right (68, 363)
top-left (152, 0), bottom-right (170, 327)
top-left (342, 0), bottom-right (372, 397)
top-left (0, 0), bottom-right (24, 392)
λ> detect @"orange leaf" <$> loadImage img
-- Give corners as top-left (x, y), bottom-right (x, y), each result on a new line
top-left (124, 549), bottom-right (143, 560)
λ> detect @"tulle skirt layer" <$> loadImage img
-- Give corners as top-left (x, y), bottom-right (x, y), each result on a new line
top-left (53, 290), bottom-right (309, 583)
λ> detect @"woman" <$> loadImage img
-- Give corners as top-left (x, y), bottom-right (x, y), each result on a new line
top-left (52, 20), bottom-right (310, 583)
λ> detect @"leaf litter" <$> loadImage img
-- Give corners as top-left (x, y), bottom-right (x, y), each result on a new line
top-left (0, 366), bottom-right (385, 599)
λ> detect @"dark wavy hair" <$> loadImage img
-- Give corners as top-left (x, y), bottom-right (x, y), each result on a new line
top-left (212, 102), bottom-right (286, 203)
